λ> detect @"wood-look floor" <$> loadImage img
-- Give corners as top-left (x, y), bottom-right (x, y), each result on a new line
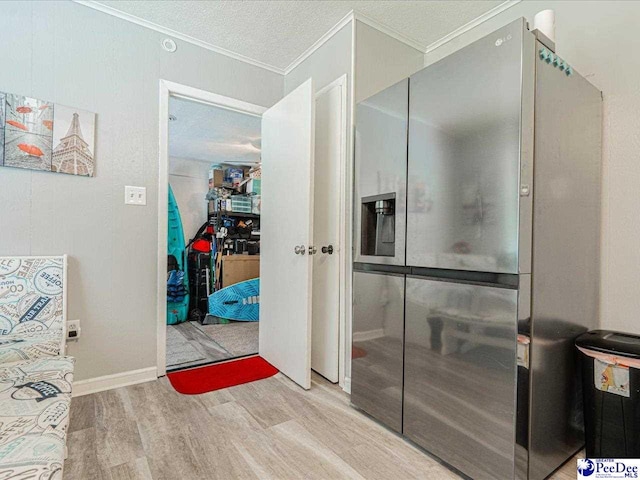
top-left (64, 372), bottom-right (580, 480)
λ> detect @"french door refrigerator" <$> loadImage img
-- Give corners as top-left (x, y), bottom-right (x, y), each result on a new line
top-left (352, 18), bottom-right (602, 480)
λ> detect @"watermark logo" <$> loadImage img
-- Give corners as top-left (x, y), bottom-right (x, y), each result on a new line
top-left (578, 459), bottom-right (640, 479)
top-left (578, 459), bottom-right (595, 477)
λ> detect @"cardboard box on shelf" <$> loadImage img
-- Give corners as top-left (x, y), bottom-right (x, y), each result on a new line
top-left (221, 255), bottom-right (260, 287)
top-left (208, 168), bottom-right (224, 189)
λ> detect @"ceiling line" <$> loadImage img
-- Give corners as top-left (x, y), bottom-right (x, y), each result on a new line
top-left (283, 10), bottom-right (355, 75)
top-left (281, 8), bottom-right (429, 75)
top-left (73, 0), bottom-right (287, 75)
top-left (351, 11), bottom-right (428, 53)
top-left (73, 0), bottom-right (523, 78)
top-left (424, 0), bottom-right (522, 53)
top-left (283, 2), bottom-right (522, 74)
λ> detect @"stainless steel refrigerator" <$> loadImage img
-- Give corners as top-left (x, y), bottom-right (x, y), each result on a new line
top-left (352, 18), bottom-right (602, 480)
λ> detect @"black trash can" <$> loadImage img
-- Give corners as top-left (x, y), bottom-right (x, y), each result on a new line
top-left (576, 330), bottom-right (640, 458)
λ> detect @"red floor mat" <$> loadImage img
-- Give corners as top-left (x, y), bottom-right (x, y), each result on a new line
top-left (167, 356), bottom-right (278, 394)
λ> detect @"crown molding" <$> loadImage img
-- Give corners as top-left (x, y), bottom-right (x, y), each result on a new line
top-left (74, 0), bottom-right (523, 79)
top-left (282, 8), bottom-right (428, 75)
top-left (283, 2), bottom-right (523, 74)
top-left (352, 11), bottom-right (427, 53)
top-left (283, 10), bottom-right (355, 75)
top-left (73, 0), bottom-right (287, 75)
top-left (424, 0), bottom-right (522, 53)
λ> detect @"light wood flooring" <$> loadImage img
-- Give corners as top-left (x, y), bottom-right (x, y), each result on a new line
top-left (64, 372), bottom-right (580, 479)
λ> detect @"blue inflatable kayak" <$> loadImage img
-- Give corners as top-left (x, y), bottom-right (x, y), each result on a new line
top-left (208, 278), bottom-right (259, 322)
top-left (167, 185), bottom-right (189, 325)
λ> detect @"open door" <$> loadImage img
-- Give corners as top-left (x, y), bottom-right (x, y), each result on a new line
top-left (259, 79), bottom-right (315, 389)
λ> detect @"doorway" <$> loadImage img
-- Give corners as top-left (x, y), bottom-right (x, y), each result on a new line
top-left (157, 79), bottom-right (347, 388)
top-left (165, 96), bottom-right (262, 372)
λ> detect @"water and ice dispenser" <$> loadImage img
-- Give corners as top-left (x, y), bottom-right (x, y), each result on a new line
top-left (361, 193), bottom-right (396, 257)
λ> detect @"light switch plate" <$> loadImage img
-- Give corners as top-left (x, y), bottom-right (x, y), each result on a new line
top-left (125, 186), bottom-right (147, 206)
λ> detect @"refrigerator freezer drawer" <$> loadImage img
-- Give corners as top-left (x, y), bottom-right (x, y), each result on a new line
top-left (403, 277), bottom-right (518, 480)
top-left (351, 270), bottom-right (405, 433)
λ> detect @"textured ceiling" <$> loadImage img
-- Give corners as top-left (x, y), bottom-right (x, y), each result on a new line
top-left (169, 96), bottom-right (261, 165)
top-left (94, 1), bottom-right (503, 71)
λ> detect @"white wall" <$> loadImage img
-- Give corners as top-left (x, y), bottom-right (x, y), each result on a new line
top-left (422, 1), bottom-right (640, 336)
top-left (285, 23), bottom-right (354, 96)
top-left (0, 1), bottom-right (283, 382)
top-left (168, 157), bottom-right (209, 244)
top-left (354, 21), bottom-right (424, 103)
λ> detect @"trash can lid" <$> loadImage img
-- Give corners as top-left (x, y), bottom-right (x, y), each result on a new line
top-left (576, 330), bottom-right (640, 358)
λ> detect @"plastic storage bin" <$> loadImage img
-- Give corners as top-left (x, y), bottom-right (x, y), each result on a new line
top-left (576, 330), bottom-right (640, 458)
top-left (231, 196), bottom-right (252, 213)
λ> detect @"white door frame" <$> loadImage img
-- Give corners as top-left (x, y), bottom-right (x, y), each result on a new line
top-left (314, 75), bottom-right (348, 389)
top-left (157, 80), bottom-right (266, 377)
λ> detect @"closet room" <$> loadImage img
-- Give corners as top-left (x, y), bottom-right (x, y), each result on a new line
top-left (165, 96), bottom-right (261, 371)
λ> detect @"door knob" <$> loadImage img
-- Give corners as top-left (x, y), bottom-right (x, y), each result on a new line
top-left (308, 245), bottom-right (317, 255)
top-left (321, 245), bottom-right (334, 254)
top-left (294, 245), bottom-right (305, 255)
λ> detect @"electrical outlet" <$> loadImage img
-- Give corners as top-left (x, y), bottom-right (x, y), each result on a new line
top-left (124, 186), bottom-right (147, 206)
top-left (67, 319), bottom-right (81, 340)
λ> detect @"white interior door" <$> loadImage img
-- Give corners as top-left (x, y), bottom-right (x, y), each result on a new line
top-left (311, 81), bottom-right (344, 383)
top-left (259, 79), bottom-right (315, 390)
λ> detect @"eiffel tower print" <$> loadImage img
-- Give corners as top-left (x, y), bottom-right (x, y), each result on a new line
top-left (51, 106), bottom-right (95, 177)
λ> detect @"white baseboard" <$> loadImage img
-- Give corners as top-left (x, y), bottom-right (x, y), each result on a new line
top-left (343, 376), bottom-right (351, 394)
top-left (72, 366), bottom-right (157, 397)
top-left (352, 328), bottom-right (384, 343)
